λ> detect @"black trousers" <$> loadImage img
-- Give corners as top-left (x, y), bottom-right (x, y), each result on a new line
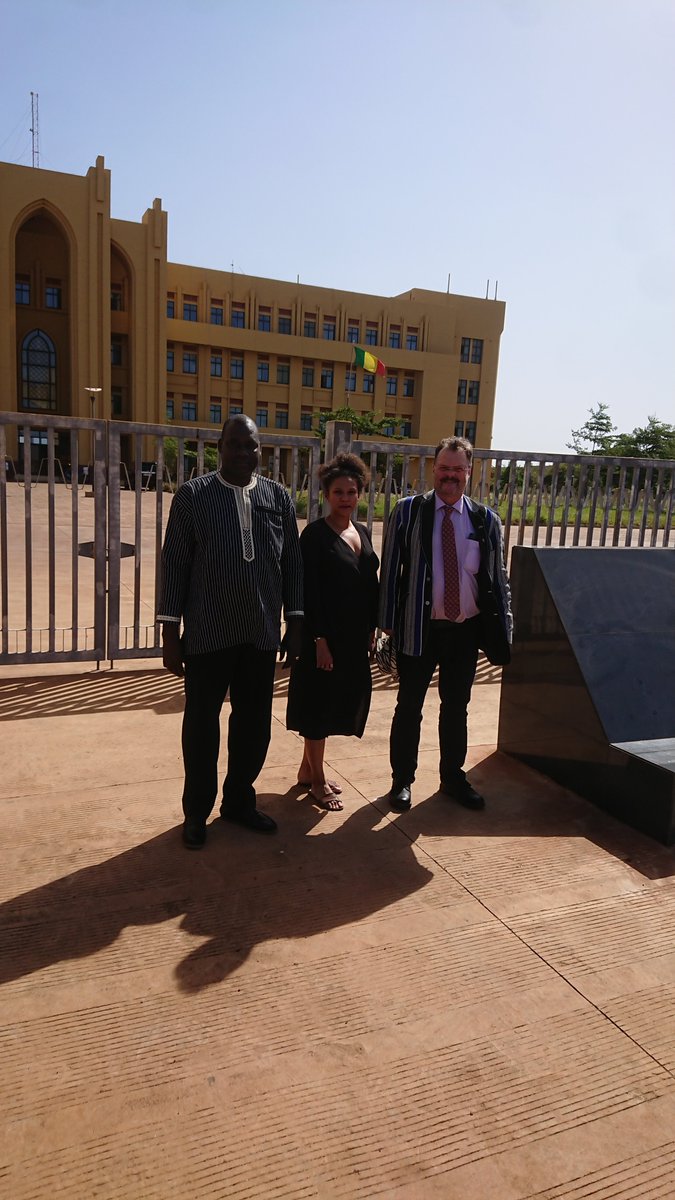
top-left (390, 618), bottom-right (480, 788)
top-left (181, 644), bottom-right (277, 824)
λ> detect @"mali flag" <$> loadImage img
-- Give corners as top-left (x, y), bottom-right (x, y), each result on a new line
top-left (353, 346), bottom-right (386, 376)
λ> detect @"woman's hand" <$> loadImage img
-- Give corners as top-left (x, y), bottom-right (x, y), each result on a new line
top-left (368, 630), bottom-right (376, 655)
top-left (315, 637), bottom-right (333, 671)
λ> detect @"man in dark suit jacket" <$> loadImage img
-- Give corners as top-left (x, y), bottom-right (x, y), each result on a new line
top-left (379, 436), bottom-right (512, 812)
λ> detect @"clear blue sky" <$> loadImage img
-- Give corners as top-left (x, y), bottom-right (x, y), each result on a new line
top-left (2, 0), bottom-right (673, 452)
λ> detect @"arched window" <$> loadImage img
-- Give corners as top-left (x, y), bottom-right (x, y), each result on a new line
top-left (21, 329), bottom-right (56, 411)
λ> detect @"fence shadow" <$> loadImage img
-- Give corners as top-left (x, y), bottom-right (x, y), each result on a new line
top-left (0, 656), bottom-right (502, 720)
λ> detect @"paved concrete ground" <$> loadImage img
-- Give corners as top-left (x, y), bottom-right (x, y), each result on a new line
top-left (3, 654), bottom-right (675, 1198)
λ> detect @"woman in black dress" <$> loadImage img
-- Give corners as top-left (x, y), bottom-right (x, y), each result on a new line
top-left (287, 453), bottom-right (379, 810)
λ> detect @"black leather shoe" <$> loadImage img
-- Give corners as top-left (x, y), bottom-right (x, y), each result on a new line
top-left (388, 783), bottom-right (412, 812)
top-left (441, 782), bottom-right (485, 810)
top-left (182, 820), bottom-right (207, 849)
top-left (220, 808), bottom-right (277, 833)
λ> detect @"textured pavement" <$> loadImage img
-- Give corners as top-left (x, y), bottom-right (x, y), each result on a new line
top-left (2, 656), bottom-right (675, 1198)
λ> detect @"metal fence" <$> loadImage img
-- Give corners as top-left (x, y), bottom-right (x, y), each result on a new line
top-left (348, 432), bottom-right (674, 553)
top-left (1, 412), bottom-right (673, 667)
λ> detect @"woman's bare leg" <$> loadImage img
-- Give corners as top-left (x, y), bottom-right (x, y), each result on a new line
top-left (297, 739), bottom-right (342, 793)
top-left (303, 738), bottom-right (342, 810)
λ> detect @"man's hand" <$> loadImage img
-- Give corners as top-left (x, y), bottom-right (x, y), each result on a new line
top-left (279, 616), bottom-right (303, 668)
top-left (162, 623), bottom-right (184, 678)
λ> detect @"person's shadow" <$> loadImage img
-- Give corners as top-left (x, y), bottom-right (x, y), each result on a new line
top-left (5, 753), bottom-right (671, 998)
top-left (0, 791), bottom-right (446, 996)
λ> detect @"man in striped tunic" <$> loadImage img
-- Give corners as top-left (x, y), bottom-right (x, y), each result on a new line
top-left (158, 415), bottom-right (303, 848)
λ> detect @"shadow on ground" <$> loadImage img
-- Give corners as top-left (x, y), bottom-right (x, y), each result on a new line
top-left (3, 755), bottom-right (675, 1001)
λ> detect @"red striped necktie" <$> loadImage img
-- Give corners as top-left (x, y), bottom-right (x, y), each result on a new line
top-left (442, 505), bottom-right (461, 621)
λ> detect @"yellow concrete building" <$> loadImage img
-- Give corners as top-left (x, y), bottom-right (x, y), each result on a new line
top-left (0, 156), bottom-right (505, 460)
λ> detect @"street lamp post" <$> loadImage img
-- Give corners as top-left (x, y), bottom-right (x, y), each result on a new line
top-left (84, 387), bottom-right (102, 495)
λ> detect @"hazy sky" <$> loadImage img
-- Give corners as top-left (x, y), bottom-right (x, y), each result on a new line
top-left (2, 0), bottom-right (673, 452)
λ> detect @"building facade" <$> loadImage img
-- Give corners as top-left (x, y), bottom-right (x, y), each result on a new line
top-left (0, 156), bottom-right (505, 461)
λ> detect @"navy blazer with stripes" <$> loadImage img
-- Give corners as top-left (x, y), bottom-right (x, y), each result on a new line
top-left (378, 491), bottom-right (513, 663)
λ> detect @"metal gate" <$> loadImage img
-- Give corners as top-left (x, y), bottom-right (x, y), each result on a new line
top-left (0, 412), bottom-right (107, 664)
top-left (0, 412), bottom-right (321, 666)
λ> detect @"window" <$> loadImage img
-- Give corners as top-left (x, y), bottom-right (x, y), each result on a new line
top-left (231, 357), bottom-right (244, 380)
top-left (277, 361), bottom-right (290, 384)
top-left (365, 322), bottom-right (378, 346)
top-left (275, 408), bottom-right (289, 429)
top-left (182, 400), bottom-right (197, 421)
top-left (229, 404), bottom-right (243, 416)
top-left (321, 365), bottom-right (333, 389)
top-left (347, 322), bottom-right (360, 343)
top-left (403, 376), bottom-right (414, 398)
top-left (256, 406), bottom-right (269, 428)
top-left (460, 337), bottom-right (471, 363)
top-left (166, 396), bottom-right (174, 419)
top-left (457, 379), bottom-right (467, 405)
top-left (15, 277), bottom-right (30, 305)
top-left (323, 318), bottom-right (336, 340)
top-left (111, 284), bottom-right (123, 311)
top-left (389, 325), bottom-right (401, 349)
top-left (363, 374), bottom-right (374, 394)
top-left (300, 409), bottom-right (313, 431)
top-left (111, 388), bottom-right (123, 417)
top-left (231, 302), bottom-right (246, 328)
top-left (345, 370), bottom-right (356, 392)
top-left (386, 375), bottom-right (397, 396)
top-left (258, 307), bottom-right (271, 332)
top-left (257, 358), bottom-right (269, 382)
top-left (303, 316), bottom-right (316, 338)
top-left (400, 418), bottom-right (412, 437)
top-left (183, 351), bottom-right (197, 374)
top-left (45, 283), bottom-right (62, 309)
top-left (209, 402), bottom-right (222, 424)
top-left (167, 349), bottom-right (175, 372)
top-left (166, 295), bottom-right (175, 318)
top-left (465, 421), bottom-right (476, 442)
top-left (183, 297), bottom-right (198, 321)
top-left (210, 353), bottom-right (223, 377)
top-left (278, 309), bottom-right (292, 334)
top-left (302, 364), bottom-right (314, 387)
top-left (21, 329), bottom-right (56, 410)
top-left (111, 338), bottom-right (123, 366)
top-left (455, 420), bottom-right (464, 437)
top-left (471, 339), bottom-right (483, 365)
top-left (210, 302), bottom-right (224, 325)
top-left (383, 415), bottom-right (396, 436)
top-left (406, 329), bottom-right (418, 351)
top-left (468, 381), bottom-right (480, 405)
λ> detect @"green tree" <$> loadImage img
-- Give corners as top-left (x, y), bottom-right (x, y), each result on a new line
top-left (314, 406), bottom-right (401, 438)
top-left (609, 415), bottom-right (675, 459)
top-left (567, 403), bottom-right (616, 454)
top-left (163, 437), bottom-right (218, 477)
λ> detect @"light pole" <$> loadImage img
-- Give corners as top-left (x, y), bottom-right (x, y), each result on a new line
top-left (84, 386), bottom-right (102, 494)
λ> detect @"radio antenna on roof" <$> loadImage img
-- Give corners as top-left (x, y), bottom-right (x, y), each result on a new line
top-left (30, 92), bottom-right (39, 168)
